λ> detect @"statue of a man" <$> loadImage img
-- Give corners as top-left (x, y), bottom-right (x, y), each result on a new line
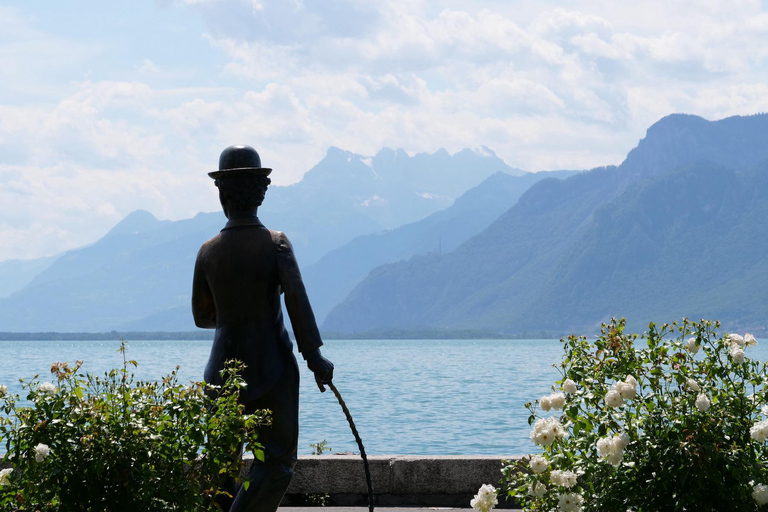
top-left (192, 145), bottom-right (334, 512)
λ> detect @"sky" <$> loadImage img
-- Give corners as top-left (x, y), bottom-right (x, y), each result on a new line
top-left (2, 0), bottom-right (768, 262)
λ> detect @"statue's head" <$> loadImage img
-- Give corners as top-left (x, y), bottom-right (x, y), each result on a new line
top-left (210, 145), bottom-right (272, 218)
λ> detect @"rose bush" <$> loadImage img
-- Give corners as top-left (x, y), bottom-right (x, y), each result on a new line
top-left (0, 341), bottom-right (269, 512)
top-left (498, 318), bottom-right (768, 511)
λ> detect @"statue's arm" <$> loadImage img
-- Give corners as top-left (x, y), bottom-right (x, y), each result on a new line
top-left (191, 249), bottom-right (216, 329)
top-left (275, 231), bottom-right (334, 391)
top-left (274, 231), bottom-right (323, 354)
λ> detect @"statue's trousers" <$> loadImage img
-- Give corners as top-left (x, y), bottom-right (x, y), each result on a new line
top-left (223, 361), bottom-right (299, 512)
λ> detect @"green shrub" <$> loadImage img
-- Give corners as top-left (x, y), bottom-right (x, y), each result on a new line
top-left (500, 318), bottom-right (768, 511)
top-left (0, 341), bottom-right (269, 512)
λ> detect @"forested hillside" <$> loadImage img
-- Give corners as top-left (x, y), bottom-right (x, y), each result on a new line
top-left (324, 114), bottom-right (768, 335)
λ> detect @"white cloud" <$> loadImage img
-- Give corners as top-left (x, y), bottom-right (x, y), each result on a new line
top-left (533, 8), bottom-right (613, 37)
top-left (203, 35), bottom-right (300, 81)
top-left (136, 59), bottom-right (160, 74)
top-left (3, 1), bottom-right (768, 260)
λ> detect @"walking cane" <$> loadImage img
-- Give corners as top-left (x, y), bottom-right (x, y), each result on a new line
top-left (328, 381), bottom-right (375, 512)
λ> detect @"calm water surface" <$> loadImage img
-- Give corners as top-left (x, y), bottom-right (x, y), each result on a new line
top-left (3, 338), bottom-right (765, 456)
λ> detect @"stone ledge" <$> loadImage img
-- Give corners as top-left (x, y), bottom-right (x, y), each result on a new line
top-left (0, 454), bottom-right (525, 508)
top-left (271, 455), bottom-right (523, 508)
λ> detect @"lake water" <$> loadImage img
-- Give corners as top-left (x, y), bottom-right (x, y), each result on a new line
top-left (3, 338), bottom-right (767, 456)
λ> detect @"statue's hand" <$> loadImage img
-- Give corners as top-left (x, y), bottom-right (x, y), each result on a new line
top-left (307, 352), bottom-right (334, 393)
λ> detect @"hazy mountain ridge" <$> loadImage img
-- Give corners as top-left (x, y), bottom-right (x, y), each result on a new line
top-left (103, 209), bottom-right (173, 238)
top-left (0, 146), bottom-right (525, 332)
top-left (622, 113), bottom-right (768, 179)
top-left (323, 164), bottom-right (622, 332)
top-left (8, 113), bottom-right (767, 334)
top-left (261, 145), bottom-right (521, 265)
top-left (0, 212), bottom-right (226, 331)
top-left (0, 255), bottom-right (61, 299)
top-left (303, 169), bottom-right (580, 322)
top-left (323, 114), bottom-right (768, 335)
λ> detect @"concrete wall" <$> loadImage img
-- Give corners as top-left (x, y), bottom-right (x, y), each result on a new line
top-left (0, 454), bottom-right (525, 508)
top-left (276, 455), bottom-right (523, 508)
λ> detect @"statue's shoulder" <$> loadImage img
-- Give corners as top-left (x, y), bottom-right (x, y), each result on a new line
top-left (268, 230), bottom-right (295, 252)
top-left (197, 233), bottom-right (222, 254)
top-left (196, 233), bottom-right (227, 265)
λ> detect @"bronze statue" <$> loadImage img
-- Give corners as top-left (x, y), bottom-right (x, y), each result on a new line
top-left (192, 145), bottom-right (334, 512)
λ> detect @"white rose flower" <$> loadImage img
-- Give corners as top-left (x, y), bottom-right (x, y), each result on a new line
top-left (685, 378), bottom-right (700, 392)
top-left (728, 333), bottom-right (745, 348)
top-left (35, 443), bottom-right (50, 462)
top-left (549, 392), bottom-right (566, 411)
top-left (695, 393), bottom-right (711, 412)
top-left (38, 382), bottom-right (56, 396)
top-left (731, 346), bottom-right (746, 364)
top-left (596, 434), bottom-right (629, 465)
top-left (761, 405), bottom-right (768, 417)
top-left (745, 333), bottom-right (758, 346)
top-left (478, 485), bottom-right (496, 500)
top-left (530, 417), bottom-right (566, 446)
top-left (751, 420), bottom-right (768, 442)
top-left (685, 337), bottom-right (699, 354)
top-left (530, 423), bottom-right (555, 446)
top-left (557, 492), bottom-right (584, 512)
top-left (529, 455), bottom-right (548, 474)
top-left (533, 430), bottom-right (554, 447)
top-left (605, 389), bottom-right (624, 408)
top-left (605, 451), bottom-right (623, 466)
top-left (549, 469), bottom-right (577, 489)
top-left (539, 395), bottom-right (552, 412)
top-left (0, 468), bottom-right (12, 486)
top-left (753, 483), bottom-right (768, 505)
top-left (562, 379), bottom-right (577, 394)
top-left (561, 470), bottom-right (578, 488)
top-left (470, 484), bottom-right (498, 512)
top-left (0, 384), bottom-right (6, 398)
top-left (620, 377), bottom-right (637, 399)
top-left (596, 437), bottom-right (612, 458)
top-left (528, 481), bottom-right (547, 497)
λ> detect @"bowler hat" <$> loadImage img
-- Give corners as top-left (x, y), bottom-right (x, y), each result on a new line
top-left (208, 145), bottom-right (272, 179)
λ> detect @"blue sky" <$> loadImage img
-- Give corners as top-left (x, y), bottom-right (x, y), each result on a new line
top-left (2, 0), bottom-right (768, 261)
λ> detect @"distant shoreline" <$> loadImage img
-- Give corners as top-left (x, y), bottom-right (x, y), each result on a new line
top-left (0, 331), bottom-right (215, 341)
top-left (0, 328), bottom-right (564, 341)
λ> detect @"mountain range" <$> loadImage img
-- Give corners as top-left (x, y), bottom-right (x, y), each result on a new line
top-left (260, 145), bottom-right (522, 265)
top-left (323, 113), bottom-right (768, 336)
top-left (0, 146), bottom-right (526, 332)
top-left (302, 169), bottom-right (579, 322)
top-left (0, 255), bottom-right (60, 299)
top-left (5, 113), bottom-right (767, 336)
